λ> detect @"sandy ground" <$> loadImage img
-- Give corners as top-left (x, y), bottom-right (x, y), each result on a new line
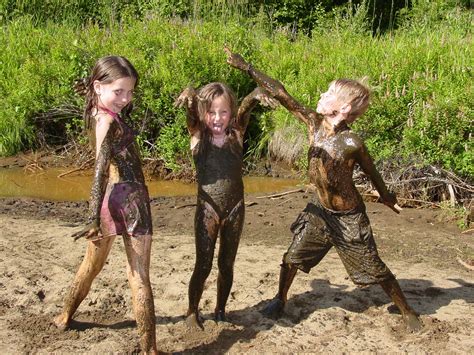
top-left (0, 192), bottom-right (473, 354)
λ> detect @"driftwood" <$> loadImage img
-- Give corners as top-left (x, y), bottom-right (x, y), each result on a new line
top-left (256, 188), bottom-right (304, 199)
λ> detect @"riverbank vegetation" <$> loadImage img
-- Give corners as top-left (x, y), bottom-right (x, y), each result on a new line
top-left (1, 1), bottom-right (472, 187)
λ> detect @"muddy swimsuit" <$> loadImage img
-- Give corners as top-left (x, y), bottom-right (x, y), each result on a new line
top-left (189, 134), bottom-right (245, 308)
top-left (193, 134), bottom-right (245, 244)
top-left (284, 200), bottom-right (393, 285)
top-left (88, 112), bottom-right (152, 238)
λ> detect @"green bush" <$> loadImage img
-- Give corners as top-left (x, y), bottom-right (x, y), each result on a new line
top-left (0, 0), bottom-right (472, 178)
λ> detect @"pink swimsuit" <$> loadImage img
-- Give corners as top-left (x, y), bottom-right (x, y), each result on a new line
top-left (89, 108), bottom-right (152, 238)
top-left (100, 181), bottom-right (152, 238)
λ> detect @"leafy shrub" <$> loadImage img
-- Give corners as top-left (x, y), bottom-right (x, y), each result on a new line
top-left (0, 0), bottom-right (471, 178)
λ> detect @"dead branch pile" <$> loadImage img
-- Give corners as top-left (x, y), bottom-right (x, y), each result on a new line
top-left (32, 104), bottom-right (95, 171)
top-left (56, 140), bottom-right (94, 165)
top-left (34, 104), bottom-right (83, 148)
top-left (354, 161), bottom-right (473, 208)
top-left (23, 152), bottom-right (46, 173)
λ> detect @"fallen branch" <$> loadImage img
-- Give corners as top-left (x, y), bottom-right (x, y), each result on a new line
top-left (394, 197), bottom-right (441, 207)
top-left (24, 163), bottom-right (44, 173)
top-left (456, 257), bottom-right (474, 271)
top-left (8, 179), bottom-right (23, 188)
top-left (276, 198), bottom-right (292, 206)
top-left (58, 158), bottom-right (94, 178)
top-left (174, 203), bottom-right (196, 209)
top-left (256, 188), bottom-right (304, 199)
top-left (361, 192), bottom-right (441, 208)
top-left (447, 184), bottom-right (456, 206)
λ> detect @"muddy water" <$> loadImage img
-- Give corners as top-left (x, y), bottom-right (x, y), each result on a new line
top-left (0, 168), bottom-right (301, 201)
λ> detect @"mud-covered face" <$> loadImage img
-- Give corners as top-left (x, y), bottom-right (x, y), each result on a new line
top-left (316, 83), bottom-right (343, 116)
top-left (94, 76), bottom-right (136, 114)
top-left (205, 95), bottom-right (231, 138)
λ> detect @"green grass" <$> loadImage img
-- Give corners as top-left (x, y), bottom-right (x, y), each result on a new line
top-left (0, 0), bottom-right (472, 177)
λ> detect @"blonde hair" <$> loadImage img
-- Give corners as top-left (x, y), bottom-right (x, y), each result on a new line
top-left (331, 78), bottom-right (370, 120)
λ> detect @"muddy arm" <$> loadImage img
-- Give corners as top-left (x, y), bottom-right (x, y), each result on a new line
top-left (235, 87), bottom-right (278, 134)
top-left (356, 143), bottom-right (400, 213)
top-left (225, 47), bottom-right (320, 129)
top-left (88, 129), bottom-right (113, 223)
top-left (71, 125), bottom-right (113, 240)
top-left (175, 86), bottom-right (200, 136)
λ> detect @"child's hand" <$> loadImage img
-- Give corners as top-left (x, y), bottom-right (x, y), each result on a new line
top-left (386, 202), bottom-right (403, 214)
top-left (254, 87), bottom-right (279, 108)
top-left (383, 191), bottom-right (402, 214)
top-left (224, 46), bottom-right (249, 71)
top-left (174, 87), bottom-right (196, 108)
top-left (71, 221), bottom-right (100, 241)
top-left (370, 189), bottom-right (402, 214)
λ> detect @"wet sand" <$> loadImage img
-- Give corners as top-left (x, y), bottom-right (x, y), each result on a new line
top-left (0, 192), bottom-right (473, 353)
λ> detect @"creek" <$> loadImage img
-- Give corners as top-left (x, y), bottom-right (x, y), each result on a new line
top-left (0, 168), bottom-right (301, 201)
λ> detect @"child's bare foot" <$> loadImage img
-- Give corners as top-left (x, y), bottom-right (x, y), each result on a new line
top-left (404, 313), bottom-right (423, 332)
top-left (53, 314), bottom-right (69, 331)
top-left (185, 313), bottom-right (204, 330)
top-left (260, 298), bottom-right (285, 319)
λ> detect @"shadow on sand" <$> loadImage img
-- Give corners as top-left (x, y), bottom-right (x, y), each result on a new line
top-left (178, 277), bottom-right (473, 354)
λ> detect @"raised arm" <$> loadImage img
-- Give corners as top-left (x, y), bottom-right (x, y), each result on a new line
top-left (234, 87), bottom-right (278, 134)
top-left (174, 86), bottom-right (200, 136)
top-left (356, 142), bottom-right (401, 214)
top-left (225, 47), bottom-right (320, 130)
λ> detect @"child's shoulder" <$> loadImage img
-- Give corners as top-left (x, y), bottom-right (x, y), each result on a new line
top-left (341, 129), bottom-right (364, 147)
top-left (94, 112), bottom-right (118, 137)
top-left (93, 110), bottom-right (115, 126)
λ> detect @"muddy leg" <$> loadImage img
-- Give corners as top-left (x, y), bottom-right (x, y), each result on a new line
top-left (124, 234), bottom-right (158, 354)
top-left (261, 208), bottom-right (331, 319)
top-left (214, 202), bottom-right (244, 322)
top-left (261, 262), bottom-right (298, 318)
top-left (187, 200), bottom-right (219, 329)
top-left (380, 277), bottom-right (422, 331)
top-left (54, 236), bottom-right (116, 330)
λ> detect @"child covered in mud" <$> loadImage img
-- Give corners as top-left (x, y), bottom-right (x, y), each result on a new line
top-left (175, 82), bottom-right (277, 329)
top-left (225, 48), bottom-right (422, 331)
top-left (54, 56), bottom-right (159, 353)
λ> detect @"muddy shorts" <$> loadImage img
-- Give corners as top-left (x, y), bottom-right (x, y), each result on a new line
top-left (100, 181), bottom-right (153, 238)
top-left (284, 202), bottom-right (393, 285)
